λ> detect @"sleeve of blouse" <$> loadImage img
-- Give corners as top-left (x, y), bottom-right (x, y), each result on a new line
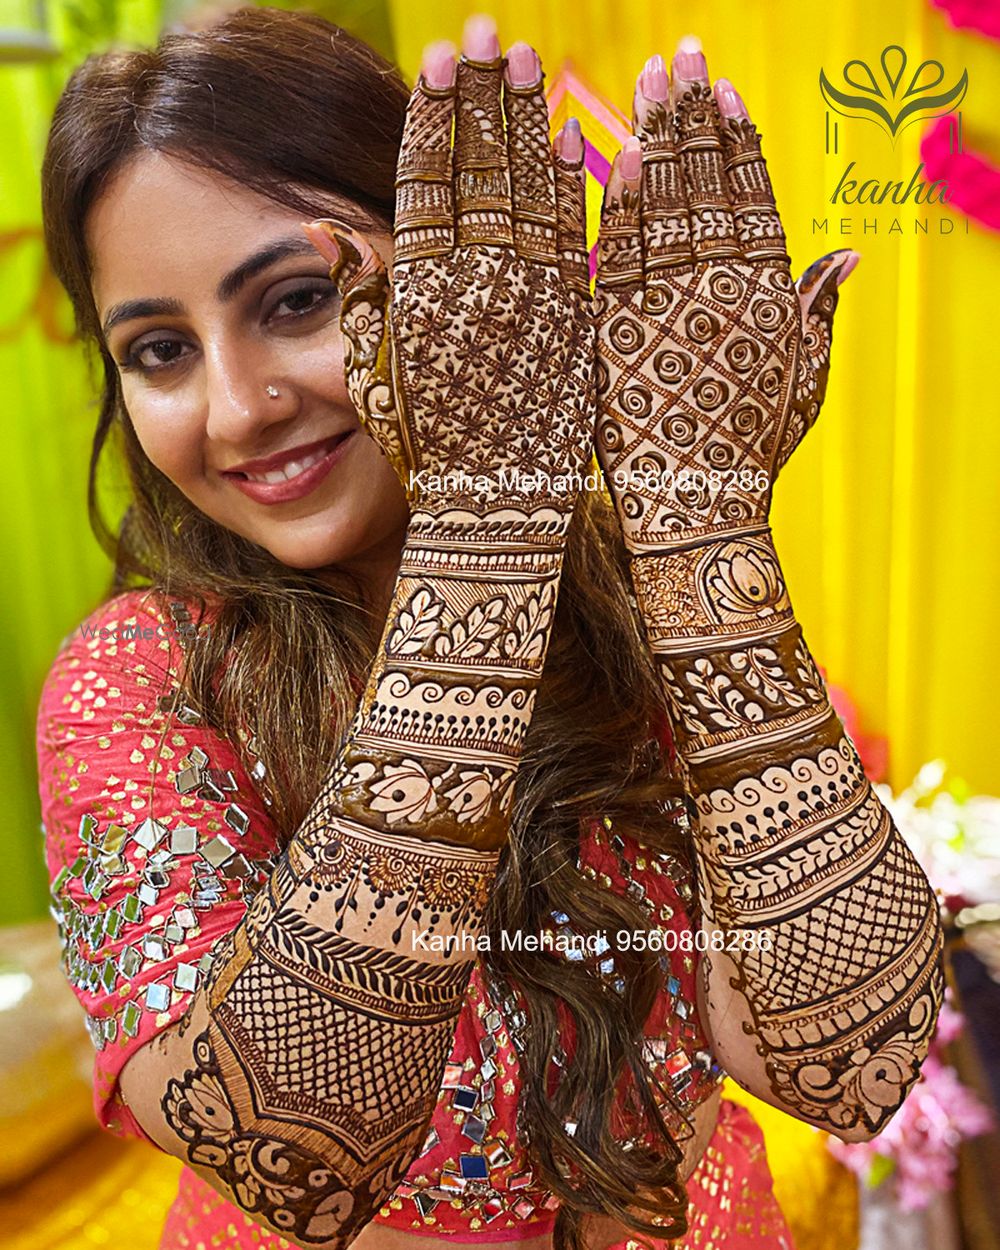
top-left (35, 588), bottom-right (280, 1149)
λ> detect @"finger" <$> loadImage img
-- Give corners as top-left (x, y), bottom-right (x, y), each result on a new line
top-left (714, 79), bottom-right (789, 266)
top-left (302, 221), bottom-right (411, 490)
top-left (552, 118), bottom-right (589, 296)
top-left (671, 36), bottom-right (740, 261)
top-left (394, 42), bottom-right (457, 262)
top-left (454, 15), bottom-right (513, 247)
top-left (596, 140), bottom-right (643, 291)
top-left (633, 54), bottom-right (693, 278)
top-left (504, 41), bottom-right (559, 265)
top-left (777, 249), bottom-right (859, 472)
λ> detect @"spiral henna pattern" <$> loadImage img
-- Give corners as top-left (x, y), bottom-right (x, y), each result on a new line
top-left (595, 263), bottom-right (800, 550)
top-left (598, 72), bottom-right (943, 1135)
top-left (158, 49), bottom-right (596, 1247)
top-left (595, 79), bottom-right (836, 556)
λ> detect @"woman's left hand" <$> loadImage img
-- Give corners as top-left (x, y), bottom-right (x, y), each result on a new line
top-left (594, 38), bottom-right (860, 554)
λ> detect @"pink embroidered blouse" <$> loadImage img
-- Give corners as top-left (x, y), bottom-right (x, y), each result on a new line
top-left (37, 589), bottom-right (794, 1249)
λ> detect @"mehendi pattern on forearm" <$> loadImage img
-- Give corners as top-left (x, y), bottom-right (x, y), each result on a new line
top-left (595, 66), bottom-right (943, 1137)
top-left (160, 527), bottom-right (572, 1240)
top-left (635, 534), bottom-right (944, 1134)
top-left (157, 46), bottom-right (596, 1245)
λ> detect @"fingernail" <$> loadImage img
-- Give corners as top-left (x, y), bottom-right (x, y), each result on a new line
top-left (640, 53), bottom-right (670, 103)
top-left (835, 250), bottom-right (861, 285)
top-left (555, 116), bottom-right (583, 162)
top-left (506, 41), bottom-right (541, 87)
top-left (421, 39), bottom-right (457, 88)
top-left (674, 34), bottom-right (707, 83)
top-left (620, 136), bottom-right (642, 182)
top-left (303, 221), bottom-right (340, 266)
top-left (463, 14), bottom-right (500, 61)
top-left (715, 78), bottom-right (748, 118)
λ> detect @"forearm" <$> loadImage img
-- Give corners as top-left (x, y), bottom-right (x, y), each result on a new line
top-left (629, 525), bottom-right (944, 1138)
top-left (145, 510), bottom-right (569, 1244)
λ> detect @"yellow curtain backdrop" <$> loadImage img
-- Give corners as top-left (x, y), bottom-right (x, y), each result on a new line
top-left (387, 0), bottom-right (1000, 803)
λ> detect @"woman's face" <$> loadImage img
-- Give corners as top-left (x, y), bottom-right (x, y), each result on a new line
top-left (87, 151), bottom-right (409, 585)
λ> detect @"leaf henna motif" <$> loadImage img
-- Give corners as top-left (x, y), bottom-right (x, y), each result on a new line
top-left (595, 68), bottom-right (944, 1136)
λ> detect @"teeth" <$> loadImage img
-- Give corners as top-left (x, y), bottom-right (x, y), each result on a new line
top-left (245, 445), bottom-right (328, 484)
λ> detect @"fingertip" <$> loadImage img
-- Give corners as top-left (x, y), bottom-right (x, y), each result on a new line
top-left (714, 78), bottom-right (748, 119)
top-left (835, 250), bottom-right (862, 285)
top-left (554, 116), bottom-right (584, 163)
top-left (303, 220), bottom-right (341, 266)
top-left (506, 40), bottom-right (541, 87)
top-left (462, 13), bottom-right (500, 61)
top-left (620, 136), bottom-right (642, 183)
top-left (421, 39), bottom-right (457, 88)
top-left (673, 33), bottom-right (708, 85)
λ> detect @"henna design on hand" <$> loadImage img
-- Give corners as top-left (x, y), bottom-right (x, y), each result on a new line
top-left (594, 65), bottom-right (851, 556)
top-left (597, 55), bottom-right (943, 1137)
top-left (155, 38), bottom-right (599, 1244)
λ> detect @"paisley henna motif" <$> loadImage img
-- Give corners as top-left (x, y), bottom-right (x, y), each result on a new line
top-left (597, 64), bottom-right (944, 1137)
top-left (156, 45), bottom-right (597, 1245)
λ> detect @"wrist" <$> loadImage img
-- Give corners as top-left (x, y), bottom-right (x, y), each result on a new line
top-left (628, 526), bottom-right (794, 653)
top-left (405, 502), bottom-right (576, 555)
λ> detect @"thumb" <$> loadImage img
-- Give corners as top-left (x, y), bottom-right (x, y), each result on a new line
top-left (773, 250), bottom-right (859, 475)
top-left (302, 221), bottom-right (413, 497)
top-left (302, 219), bottom-right (387, 299)
top-left (795, 247), bottom-right (859, 407)
top-left (794, 248), bottom-right (860, 395)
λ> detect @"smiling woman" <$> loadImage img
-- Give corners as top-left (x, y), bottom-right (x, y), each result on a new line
top-left (37, 10), bottom-right (741, 1250)
top-left (85, 152), bottom-right (407, 583)
top-left (34, 6), bottom-right (941, 1250)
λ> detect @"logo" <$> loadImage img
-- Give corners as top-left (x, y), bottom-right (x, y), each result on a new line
top-left (812, 43), bottom-right (970, 239)
top-left (820, 45), bottom-right (967, 151)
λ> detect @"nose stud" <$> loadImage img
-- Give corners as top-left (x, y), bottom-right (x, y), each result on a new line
top-left (265, 385), bottom-right (280, 399)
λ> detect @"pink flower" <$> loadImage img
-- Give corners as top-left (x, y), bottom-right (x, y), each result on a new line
top-left (931, 0), bottom-right (1000, 42)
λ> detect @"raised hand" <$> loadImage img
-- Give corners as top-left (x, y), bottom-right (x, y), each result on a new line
top-left (594, 38), bottom-right (859, 554)
top-left (592, 40), bottom-right (942, 1144)
top-left (306, 21), bottom-right (594, 531)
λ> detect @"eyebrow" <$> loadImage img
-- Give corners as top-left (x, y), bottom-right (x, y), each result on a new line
top-left (100, 235), bottom-right (323, 338)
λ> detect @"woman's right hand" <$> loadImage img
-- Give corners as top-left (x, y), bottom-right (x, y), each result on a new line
top-left (305, 17), bottom-right (595, 531)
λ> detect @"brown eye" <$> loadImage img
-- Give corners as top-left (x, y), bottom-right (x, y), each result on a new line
top-left (267, 282), bottom-right (339, 323)
top-left (119, 337), bottom-right (191, 375)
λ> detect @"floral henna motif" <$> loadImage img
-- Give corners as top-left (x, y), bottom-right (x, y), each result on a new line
top-left (156, 40), bottom-right (598, 1248)
top-left (598, 58), bottom-right (944, 1136)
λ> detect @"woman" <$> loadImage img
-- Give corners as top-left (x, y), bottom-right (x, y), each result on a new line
top-left (35, 7), bottom-right (944, 1250)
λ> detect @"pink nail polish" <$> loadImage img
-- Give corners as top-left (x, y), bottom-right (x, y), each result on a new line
top-left (422, 40), bottom-right (456, 88)
top-left (506, 41), bottom-right (541, 86)
top-left (715, 78), bottom-right (748, 118)
top-left (835, 251), bottom-right (861, 285)
top-left (674, 35), bottom-right (707, 83)
top-left (463, 14), bottom-right (500, 61)
top-left (556, 116), bottom-right (583, 162)
top-left (641, 53), bottom-right (669, 102)
top-left (620, 137), bottom-right (642, 182)
top-left (303, 222), bottom-right (340, 266)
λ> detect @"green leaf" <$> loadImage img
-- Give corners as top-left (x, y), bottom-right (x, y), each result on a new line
top-left (865, 1153), bottom-right (896, 1188)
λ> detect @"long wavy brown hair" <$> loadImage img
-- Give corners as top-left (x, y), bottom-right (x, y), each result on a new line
top-left (41, 8), bottom-right (695, 1246)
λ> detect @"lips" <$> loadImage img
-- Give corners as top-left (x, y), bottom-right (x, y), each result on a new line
top-left (224, 433), bottom-right (348, 481)
top-left (223, 431), bottom-right (356, 505)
